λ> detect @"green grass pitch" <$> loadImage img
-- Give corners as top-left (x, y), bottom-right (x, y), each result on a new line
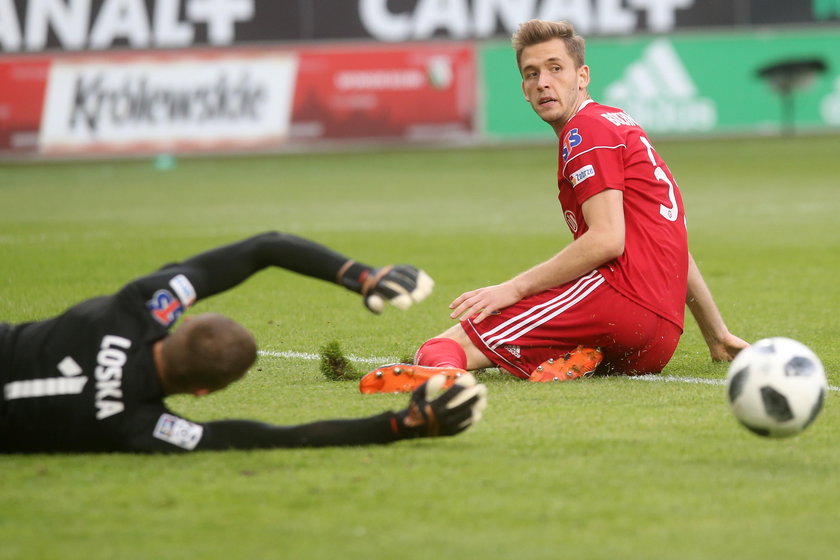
top-left (1, 135), bottom-right (839, 560)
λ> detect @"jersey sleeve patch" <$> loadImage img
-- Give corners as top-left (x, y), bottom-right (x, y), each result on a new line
top-left (561, 128), bottom-right (583, 162)
top-left (570, 164), bottom-right (596, 187)
top-left (146, 290), bottom-right (184, 326)
top-left (146, 274), bottom-right (196, 326)
top-left (153, 413), bottom-right (204, 450)
top-left (169, 274), bottom-right (196, 307)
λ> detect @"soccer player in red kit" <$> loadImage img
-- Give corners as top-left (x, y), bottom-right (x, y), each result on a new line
top-left (361, 19), bottom-right (747, 392)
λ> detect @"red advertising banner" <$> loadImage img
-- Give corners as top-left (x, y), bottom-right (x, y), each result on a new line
top-left (0, 42), bottom-right (478, 158)
top-left (290, 43), bottom-right (476, 143)
top-left (0, 56), bottom-right (50, 153)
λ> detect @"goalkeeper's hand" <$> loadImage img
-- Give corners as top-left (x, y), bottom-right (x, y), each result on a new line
top-left (395, 373), bottom-right (488, 438)
top-left (339, 262), bottom-right (434, 314)
top-left (362, 265), bottom-right (435, 313)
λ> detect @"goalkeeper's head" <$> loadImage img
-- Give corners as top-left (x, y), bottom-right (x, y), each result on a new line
top-left (157, 313), bottom-right (257, 395)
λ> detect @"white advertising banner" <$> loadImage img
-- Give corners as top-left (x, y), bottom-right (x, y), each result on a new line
top-left (40, 52), bottom-right (297, 154)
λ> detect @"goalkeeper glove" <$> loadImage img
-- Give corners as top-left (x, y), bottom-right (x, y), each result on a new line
top-left (338, 262), bottom-right (434, 314)
top-left (395, 373), bottom-right (488, 438)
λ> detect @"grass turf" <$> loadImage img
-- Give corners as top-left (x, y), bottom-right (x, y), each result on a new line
top-left (1, 135), bottom-right (839, 560)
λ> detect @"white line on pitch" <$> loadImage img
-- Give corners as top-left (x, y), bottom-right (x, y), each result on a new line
top-left (631, 375), bottom-right (725, 386)
top-left (259, 350), bottom-right (395, 364)
top-left (635, 374), bottom-right (840, 392)
top-left (259, 350), bottom-right (840, 392)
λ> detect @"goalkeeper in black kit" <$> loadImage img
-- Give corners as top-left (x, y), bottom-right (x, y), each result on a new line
top-left (0, 232), bottom-right (487, 454)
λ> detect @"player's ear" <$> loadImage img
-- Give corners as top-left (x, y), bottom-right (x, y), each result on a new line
top-left (578, 64), bottom-right (590, 89)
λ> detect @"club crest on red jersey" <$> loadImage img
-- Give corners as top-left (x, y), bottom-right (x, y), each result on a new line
top-left (147, 289), bottom-right (184, 326)
top-left (562, 128), bottom-right (583, 162)
top-left (564, 210), bottom-right (579, 233)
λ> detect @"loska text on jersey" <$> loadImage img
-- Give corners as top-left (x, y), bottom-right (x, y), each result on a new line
top-left (95, 335), bottom-right (131, 420)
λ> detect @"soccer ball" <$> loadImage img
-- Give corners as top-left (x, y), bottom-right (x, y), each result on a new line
top-left (726, 337), bottom-right (827, 438)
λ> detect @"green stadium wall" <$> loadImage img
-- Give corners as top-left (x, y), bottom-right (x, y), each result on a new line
top-left (481, 28), bottom-right (840, 140)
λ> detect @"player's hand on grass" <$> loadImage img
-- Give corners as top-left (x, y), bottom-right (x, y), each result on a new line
top-left (396, 373), bottom-right (488, 438)
top-left (708, 332), bottom-right (750, 362)
top-left (362, 265), bottom-right (434, 313)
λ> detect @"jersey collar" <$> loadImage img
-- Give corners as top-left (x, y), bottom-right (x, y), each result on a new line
top-left (575, 98), bottom-right (595, 115)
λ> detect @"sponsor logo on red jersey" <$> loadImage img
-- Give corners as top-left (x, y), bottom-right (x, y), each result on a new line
top-left (570, 164), bottom-right (596, 187)
top-left (562, 128), bottom-right (582, 162)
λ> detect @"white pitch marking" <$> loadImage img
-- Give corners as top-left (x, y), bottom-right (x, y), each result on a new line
top-left (633, 374), bottom-right (840, 392)
top-left (258, 350), bottom-right (396, 365)
top-left (258, 350), bottom-right (840, 392)
top-left (631, 375), bottom-right (725, 386)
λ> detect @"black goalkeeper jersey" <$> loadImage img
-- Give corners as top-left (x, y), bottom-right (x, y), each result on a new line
top-left (0, 232), bottom-right (400, 453)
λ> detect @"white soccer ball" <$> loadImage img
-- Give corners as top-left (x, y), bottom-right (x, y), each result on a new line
top-left (726, 337), bottom-right (827, 438)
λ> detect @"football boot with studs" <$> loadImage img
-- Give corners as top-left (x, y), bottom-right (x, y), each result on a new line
top-left (360, 364), bottom-right (467, 394)
top-left (528, 346), bottom-right (603, 382)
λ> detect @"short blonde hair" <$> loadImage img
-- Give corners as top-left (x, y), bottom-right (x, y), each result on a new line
top-left (512, 20), bottom-right (586, 72)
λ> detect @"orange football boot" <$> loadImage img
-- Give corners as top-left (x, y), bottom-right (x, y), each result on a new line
top-left (359, 364), bottom-right (467, 394)
top-left (528, 346), bottom-right (603, 382)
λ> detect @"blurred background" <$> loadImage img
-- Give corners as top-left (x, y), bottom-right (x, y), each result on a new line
top-left (1, 0), bottom-right (838, 159)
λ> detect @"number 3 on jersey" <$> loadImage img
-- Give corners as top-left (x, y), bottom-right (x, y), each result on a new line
top-left (639, 136), bottom-right (679, 222)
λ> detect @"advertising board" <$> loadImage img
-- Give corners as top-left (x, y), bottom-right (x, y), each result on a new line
top-left (2, 0), bottom-right (837, 53)
top-left (38, 51), bottom-right (298, 155)
top-left (0, 56), bottom-right (50, 152)
top-left (482, 28), bottom-right (840, 139)
top-left (0, 42), bottom-right (477, 156)
top-left (290, 43), bottom-right (475, 143)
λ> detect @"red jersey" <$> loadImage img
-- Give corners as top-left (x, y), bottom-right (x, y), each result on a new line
top-left (557, 100), bottom-right (688, 330)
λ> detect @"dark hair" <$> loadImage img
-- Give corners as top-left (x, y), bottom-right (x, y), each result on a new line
top-left (161, 313), bottom-right (257, 394)
top-left (512, 20), bottom-right (586, 71)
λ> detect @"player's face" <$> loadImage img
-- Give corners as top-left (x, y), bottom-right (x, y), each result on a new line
top-left (520, 39), bottom-right (590, 131)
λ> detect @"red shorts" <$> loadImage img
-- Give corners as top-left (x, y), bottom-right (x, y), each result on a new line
top-left (461, 270), bottom-right (683, 379)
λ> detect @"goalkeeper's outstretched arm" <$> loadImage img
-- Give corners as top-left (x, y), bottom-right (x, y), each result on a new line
top-left (136, 374), bottom-right (488, 452)
top-left (128, 231), bottom-right (434, 313)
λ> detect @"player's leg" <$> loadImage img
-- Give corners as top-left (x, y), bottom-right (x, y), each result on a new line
top-left (457, 273), bottom-right (612, 380)
top-left (414, 324), bottom-right (495, 370)
top-left (359, 326), bottom-right (492, 394)
top-left (361, 273), bottom-right (673, 392)
top-left (453, 271), bottom-right (679, 380)
top-left (607, 315), bottom-right (682, 375)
